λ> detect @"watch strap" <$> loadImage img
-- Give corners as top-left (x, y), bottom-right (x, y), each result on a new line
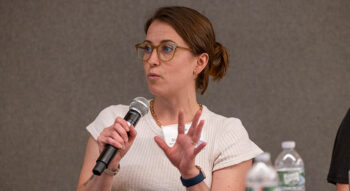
top-left (180, 166), bottom-right (206, 187)
top-left (103, 164), bottom-right (120, 176)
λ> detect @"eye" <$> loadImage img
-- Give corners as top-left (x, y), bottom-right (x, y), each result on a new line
top-left (144, 45), bottom-right (152, 53)
top-left (161, 44), bottom-right (174, 53)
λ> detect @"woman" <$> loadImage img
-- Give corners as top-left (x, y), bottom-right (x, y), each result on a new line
top-left (77, 6), bottom-right (262, 191)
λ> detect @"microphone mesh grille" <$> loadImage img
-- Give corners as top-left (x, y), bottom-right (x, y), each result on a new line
top-left (130, 97), bottom-right (149, 116)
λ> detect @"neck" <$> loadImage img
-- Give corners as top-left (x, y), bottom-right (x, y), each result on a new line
top-left (152, 91), bottom-right (200, 126)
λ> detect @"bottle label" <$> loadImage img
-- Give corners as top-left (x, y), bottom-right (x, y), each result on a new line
top-left (277, 168), bottom-right (305, 187)
top-left (246, 186), bottom-right (279, 191)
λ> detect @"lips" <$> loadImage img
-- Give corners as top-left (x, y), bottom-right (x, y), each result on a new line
top-left (148, 73), bottom-right (160, 77)
top-left (147, 73), bottom-right (161, 79)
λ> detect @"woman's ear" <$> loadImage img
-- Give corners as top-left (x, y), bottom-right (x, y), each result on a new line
top-left (194, 53), bottom-right (209, 75)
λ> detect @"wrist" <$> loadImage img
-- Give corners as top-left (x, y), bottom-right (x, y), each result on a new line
top-left (180, 166), bottom-right (200, 179)
top-left (110, 158), bottom-right (121, 170)
top-left (104, 164), bottom-right (120, 176)
top-left (180, 165), bottom-right (206, 187)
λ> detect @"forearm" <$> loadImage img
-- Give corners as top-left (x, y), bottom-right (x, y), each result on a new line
top-left (77, 173), bottom-right (114, 191)
top-left (336, 183), bottom-right (349, 191)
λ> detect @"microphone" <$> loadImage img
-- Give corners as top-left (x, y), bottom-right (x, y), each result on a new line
top-left (92, 97), bottom-right (150, 176)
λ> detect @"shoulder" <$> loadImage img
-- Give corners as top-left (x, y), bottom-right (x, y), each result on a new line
top-left (98, 104), bottom-right (129, 117)
top-left (86, 104), bottom-right (129, 140)
top-left (203, 106), bottom-right (245, 133)
top-left (202, 106), bottom-right (263, 171)
top-left (202, 106), bottom-right (253, 148)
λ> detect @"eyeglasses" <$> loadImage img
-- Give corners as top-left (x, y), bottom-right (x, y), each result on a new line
top-left (135, 41), bottom-right (191, 62)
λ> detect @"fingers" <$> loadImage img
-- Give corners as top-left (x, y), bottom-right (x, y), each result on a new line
top-left (113, 121), bottom-right (128, 143)
top-left (193, 120), bottom-right (205, 142)
top-left (107, 136), bottom-right (125, 149)
top-left (154, 136), bottom-right (170, 155)
top-left (115, 117), bottom-right (130, 131)
top-left (128, 125), bottom-right (137, 142)
top-left (97, 134), bottom-right (124, 150)
top-left (187, 110), bottom-right (202, 136)
top-left (177, 110), bottom-right (185, 134)
top-left (97, 117), bottom-right (133, 151)
top-left (194, 141), bottom-right (206, 156)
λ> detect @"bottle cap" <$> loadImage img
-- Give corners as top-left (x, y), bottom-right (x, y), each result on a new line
top-left (282, 141), bottom-right (295, 149)
top-left (255, 152), bottom-right (271, 162)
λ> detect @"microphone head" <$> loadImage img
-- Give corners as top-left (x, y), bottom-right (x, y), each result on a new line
top-left (129, 97), bottom-right (149, 116)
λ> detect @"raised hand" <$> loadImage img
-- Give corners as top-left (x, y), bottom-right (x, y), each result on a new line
top-left (154, 110), bottom-right (206, 178)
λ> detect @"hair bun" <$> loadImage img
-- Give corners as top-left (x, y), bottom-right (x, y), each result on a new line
top-left (209, 42), bottom-right (229, 81)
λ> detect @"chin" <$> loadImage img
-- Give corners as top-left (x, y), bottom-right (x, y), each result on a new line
top-left (147, 84), bottom-right (173, 97)
top-left (147, 84), bottom-right (162, 96)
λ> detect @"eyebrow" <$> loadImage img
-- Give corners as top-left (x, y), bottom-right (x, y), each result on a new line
top-left (144, 39), bottom-right (177, 44)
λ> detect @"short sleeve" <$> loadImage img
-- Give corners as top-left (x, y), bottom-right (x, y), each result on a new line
top-left (212, 118), bottom-right (263, 171)
top-left (327, 108), bottom-right (350, 184)
top-left (86, 105), bottom-right (129, 140)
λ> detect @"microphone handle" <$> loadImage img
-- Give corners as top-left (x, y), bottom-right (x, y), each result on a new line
top-left (92, 109), bottom-right (141, 175)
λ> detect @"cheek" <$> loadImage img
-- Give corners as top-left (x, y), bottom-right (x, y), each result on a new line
top-left (166, 63), bottom-right (194, 84)
top-left (176, 57), bottom-right (196, 77)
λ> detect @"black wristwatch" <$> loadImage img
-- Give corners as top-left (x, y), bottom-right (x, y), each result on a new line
top-left (180, 166), bottom-right (206, 187)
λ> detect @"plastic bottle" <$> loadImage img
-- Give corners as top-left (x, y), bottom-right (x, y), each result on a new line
top-left (274, 141), bottom-right (305, 191)
top-left (246, 152), bottom-right (280, 191)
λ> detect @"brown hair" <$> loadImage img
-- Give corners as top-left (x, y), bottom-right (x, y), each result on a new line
top-left (144, 6), bottom-right (229, 94)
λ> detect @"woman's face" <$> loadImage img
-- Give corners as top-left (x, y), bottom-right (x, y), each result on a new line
top-left (144, 20), bottom-right (198, 97)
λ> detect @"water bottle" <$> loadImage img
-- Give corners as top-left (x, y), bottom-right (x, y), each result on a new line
top-left (246, 152), bottom-right (280, 191)
top-left (274, 141), bottom-right (305, 191)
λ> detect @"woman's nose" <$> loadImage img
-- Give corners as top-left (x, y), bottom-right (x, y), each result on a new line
top-left (147, 49), bottom-right (160, 66)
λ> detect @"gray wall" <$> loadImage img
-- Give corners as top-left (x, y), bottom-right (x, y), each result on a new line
top-left (1, 0), bottom-right (349, 190)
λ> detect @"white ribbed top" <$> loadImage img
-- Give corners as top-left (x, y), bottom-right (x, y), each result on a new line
top-left (87, 104), bottom-right (263, 190)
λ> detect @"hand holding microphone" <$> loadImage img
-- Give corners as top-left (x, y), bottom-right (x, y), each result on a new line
top-left (96, 117), bottom-right (137, 172)
top-left (93, 97), bottom-right (149, 175)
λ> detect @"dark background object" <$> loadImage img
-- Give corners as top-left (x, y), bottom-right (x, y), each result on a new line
top-left (0, 0), bottom-right (349, 190)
